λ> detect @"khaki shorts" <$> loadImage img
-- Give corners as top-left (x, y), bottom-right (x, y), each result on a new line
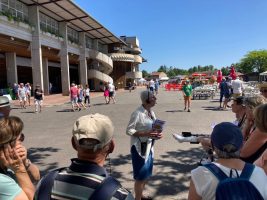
top-left (184, 96), bottom-right (191, 100)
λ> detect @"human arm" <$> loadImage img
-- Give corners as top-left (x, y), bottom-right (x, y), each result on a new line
top-left (16, 144), bottom-right (40, 182)
top-left (188, 179), bottom-right (202, 200)
top-left (240, 128), bottom-right (267, 159)
top-left (0, 144), bottom-right (35, 200)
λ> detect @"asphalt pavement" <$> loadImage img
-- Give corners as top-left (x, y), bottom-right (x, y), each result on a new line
top-left (11, 87), bottom-right (233, 200)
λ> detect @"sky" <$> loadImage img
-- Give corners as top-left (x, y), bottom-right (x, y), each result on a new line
top-left (74, 0), bottom-right (267, 72)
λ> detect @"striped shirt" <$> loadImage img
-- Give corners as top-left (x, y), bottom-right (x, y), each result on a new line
top-left (35, 159), bottom-right (134, 200)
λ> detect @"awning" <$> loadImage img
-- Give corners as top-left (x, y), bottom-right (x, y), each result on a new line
top-left (21, 0), bottom-right (125, 45)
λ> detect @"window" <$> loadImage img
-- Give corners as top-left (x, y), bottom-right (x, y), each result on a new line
top-left (0, 0), bottom-right (29, 23)
top-left (67, 27), bottom-right (79, 44)
top-left (85, 35), bottom-right (93, 49)
top-left (39, 12), bottom-right (59, 35)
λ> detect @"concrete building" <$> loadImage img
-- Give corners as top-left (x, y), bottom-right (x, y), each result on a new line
top-left (0, 0), bottom-right (144, 95)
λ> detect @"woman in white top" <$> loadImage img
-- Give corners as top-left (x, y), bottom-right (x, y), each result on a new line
top-left (126, 90), bottom-right (163, 200)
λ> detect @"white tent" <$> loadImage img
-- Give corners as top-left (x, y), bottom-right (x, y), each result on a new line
top-left (159, 77), bottom-right (169, 81)
top-left (138, 78), bottom-right (146, 82)
top-left (259, 71), bottom-right (267, 82)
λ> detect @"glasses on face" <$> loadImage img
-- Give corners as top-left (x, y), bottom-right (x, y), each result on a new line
top-left (260, 89), bottom-right (267, 93)
top-left (0, 133), bottom-right (25, 148)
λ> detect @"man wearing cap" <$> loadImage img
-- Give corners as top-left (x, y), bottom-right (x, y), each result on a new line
top-left (35, 113), bottom-right (134, 200)
top-left (259, 82), bottom-right (267, 98)
top-left (0, 96), bottom-right (11, 118)
top-left (188, 122), bottom-right (267, 200)
top-left (34, 85), bottom-right (43, 113)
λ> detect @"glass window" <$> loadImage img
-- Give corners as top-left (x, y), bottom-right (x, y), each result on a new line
top-left (39, 12), bottom-right (59, 35)
top-left (0, 0), bottom-right (28, 22)
top-left (67, 27), bottom-right (79, 44)
top-left (85, 36), bottom-right (93, 49)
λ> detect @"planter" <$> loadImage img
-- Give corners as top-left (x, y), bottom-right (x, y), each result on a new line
top-left (18, 22), bottom-right (29, 29)
top-left (0, 15), bottom-right (8, 22)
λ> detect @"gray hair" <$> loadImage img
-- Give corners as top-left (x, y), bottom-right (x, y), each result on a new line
top-left (140, 90), bottom-right (152, 104)
top-left (214, 145), bottom-right (240, 159)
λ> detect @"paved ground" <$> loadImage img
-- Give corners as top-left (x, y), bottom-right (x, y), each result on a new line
top-left (11, 87), bottom-right (233, 200)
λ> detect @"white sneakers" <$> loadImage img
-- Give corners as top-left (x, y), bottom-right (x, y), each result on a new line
top-left (172, 134), bottom-right (198, 143)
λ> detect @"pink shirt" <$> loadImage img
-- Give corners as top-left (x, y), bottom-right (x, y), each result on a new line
top-left (70, 86), bottom-right (78, 98)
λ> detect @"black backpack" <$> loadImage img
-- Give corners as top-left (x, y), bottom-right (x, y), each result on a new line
top-left (204, 163), bottom-right (264, 200)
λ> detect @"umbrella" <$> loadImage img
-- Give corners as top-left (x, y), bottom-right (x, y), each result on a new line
top-left (217, 70), bottom-right (223, 83)
top-left (230, 66), bottom-right (237, 80)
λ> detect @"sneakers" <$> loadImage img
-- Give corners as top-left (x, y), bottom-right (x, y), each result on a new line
top-left (188, 109), bottom-right (191, 112)
top-left (172, 134), bottom-right (198, 143)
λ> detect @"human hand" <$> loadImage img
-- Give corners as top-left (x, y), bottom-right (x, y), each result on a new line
top-left (0, 144), bottom-right (24, 172)
top-left (15, 144), bottom-right (27, 163)
top-left (199, 138), bottom-right (212, 151)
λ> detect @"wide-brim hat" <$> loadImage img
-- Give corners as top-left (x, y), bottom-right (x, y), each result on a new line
top-left (0, 96), bottom-right (10, 108)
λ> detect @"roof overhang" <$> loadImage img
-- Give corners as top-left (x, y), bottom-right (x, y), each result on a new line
top-left (21, 0), bottom-right (126, 45)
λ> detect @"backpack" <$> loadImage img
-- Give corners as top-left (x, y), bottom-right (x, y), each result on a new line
top-left (35, 167), bottom-right (121, 200)
top-left (204, 163), bottom-right (264, 200)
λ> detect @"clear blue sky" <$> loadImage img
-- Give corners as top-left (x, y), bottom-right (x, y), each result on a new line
top-left (74, 0), bottom-right (267, 72)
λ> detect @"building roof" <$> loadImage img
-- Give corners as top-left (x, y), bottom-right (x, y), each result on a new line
top-left (21, 0), bottom-right (125, 45)
top-left (151, 72), bottom-right (167, 76)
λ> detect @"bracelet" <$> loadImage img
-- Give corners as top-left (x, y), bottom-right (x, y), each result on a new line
top-left (25, 159), bottom-right (31, 170)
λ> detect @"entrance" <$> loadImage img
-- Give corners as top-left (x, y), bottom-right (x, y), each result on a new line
top-left (0, 57), bottom-right (7, 88)
top-left (48, 66), bottom-right (62, 94)
top-left (17, 66), bottom-right (32, 84)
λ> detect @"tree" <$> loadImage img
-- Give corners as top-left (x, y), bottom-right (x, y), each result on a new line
top-left (238, 50), bottom-right (267, 73)
top-left (157, 65), bottom-right (168, 73)
top-left (221, 67), bottom-right (229, 76)
top-left (142, 70), bottom-right (149, 78)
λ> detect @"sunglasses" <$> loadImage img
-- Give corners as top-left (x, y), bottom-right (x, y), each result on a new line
top-left (0, 133), bottom-right (25, 148)
top-left (260, 89), bottom-right (267, 93)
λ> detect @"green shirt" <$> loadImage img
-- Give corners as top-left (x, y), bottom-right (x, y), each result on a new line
top-left (182, 84), bottom-right (192, 96)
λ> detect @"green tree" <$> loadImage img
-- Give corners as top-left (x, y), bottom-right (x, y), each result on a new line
top-left (157, 65), bottom-right (168, 73)
top-left (142, 70), bottom-right (149, 78)
top-left (238, 50), bottom-right (267, 73)
top-left (221, 67), bottom-right (229, 76)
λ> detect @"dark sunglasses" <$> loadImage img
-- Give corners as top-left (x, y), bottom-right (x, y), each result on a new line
top-left (0, 133), bottom-right (25, 148)
top-left (260, 89), bottom-right (267, 93)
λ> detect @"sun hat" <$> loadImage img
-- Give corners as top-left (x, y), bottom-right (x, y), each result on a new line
top-left (211, 122), bottom-right (243, 153)
top-left (72, 113), bottom-right (114, 151)
top-left (231, 96), bottom-right (245, 106)
top-left (0, 96), bottom-right (10, 108)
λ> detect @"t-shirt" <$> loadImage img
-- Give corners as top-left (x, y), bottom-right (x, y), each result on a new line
top-left (191, 162), bottom-right (267, 200)
top-left (18, 87), bottom-right (26, 97)
top-left (109, 84), bottom-right (115, 92)
top-left (0, 174), bottom-right (22, 200)
top-left (219, 81), bottom-right (229, 95)
top-left (70, 86), bottom-right (78, 98)
top-left (232, 79), bottom-right (243, 94)
top-left (182, 84), bottom-right (192, 96)
top-left (85, 88), bottom-right (90, 96)
top-left (34, 89), bottom-right (43, 100)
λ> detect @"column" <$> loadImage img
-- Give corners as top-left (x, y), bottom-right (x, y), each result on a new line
top-left (28, 6), bottom-right (43, 90)
top-left (6, 52), bottom-right (18, 84)
top-left (79, 32), bottom-right (87, 86)
top-left (59, 22), bottom-right (70, 95)
top-left (42, 58), bottom-right (49, 95)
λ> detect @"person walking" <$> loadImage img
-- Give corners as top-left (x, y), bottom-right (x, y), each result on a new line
top-left (182, 80), bottom-right (192, 112)
top-left (25, 83), bottom-right (31, 106)
top-left (34, 85), bottom-right (43, 113)
top-left (104, 82), bottom-right (110, 104)
top-left (70, 83), bottom-right (80, 112)
top-left (35, 113), bottom-right (134, 200)
top-left (84, 84), bottom-right (91, 107)
top-left (77, 85), bottom-right (86, 110)
top-left (18, 83), bottom-right (27, 109)
top-left (108, 82), bottom-right (116, 104)
top-left (126, 90), bottom-right (163, 200)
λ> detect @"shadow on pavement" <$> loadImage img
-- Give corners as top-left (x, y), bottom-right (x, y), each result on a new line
top-left (28, 147), bottom-right (61, 176)
top-left (110, 147), bottom-right (204, 198)
top-left (20, 111), bottom-right (35, 114)
top-left (93, 103), bottom-right (107, 106)
top-left (165, 110), bottom-right (184, 113)
top-left (202, 106), bottom-right (222, 111)
top-left (56, 109), bottom-right (75, 112)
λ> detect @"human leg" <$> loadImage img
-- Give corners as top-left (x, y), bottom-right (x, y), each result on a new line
top-left (188, 96), bottom-right (191, 112)
top-left (135, 180), bottom-right (146, 200)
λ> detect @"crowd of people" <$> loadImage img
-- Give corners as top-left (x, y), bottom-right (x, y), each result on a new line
top-left (0, 79), bottom-right (267, 200)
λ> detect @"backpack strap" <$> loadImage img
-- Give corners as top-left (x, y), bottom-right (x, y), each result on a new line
top-left (240, 163), bottom-right (255, 179)
top-left (89, 176), bottom-right (121, 200)
top-left (203, 163), bottom-right (228, 181)
top-left (35, 167), bottom-right (66, 200)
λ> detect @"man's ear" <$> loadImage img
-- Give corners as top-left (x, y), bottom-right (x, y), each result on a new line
top-left (71, 137), bottom-right (77, 150)
top-left (108, 139), bottom-right (115, 154)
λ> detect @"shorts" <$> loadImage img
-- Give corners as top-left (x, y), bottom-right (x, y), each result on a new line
top-left (78, 98), bottom-right (83, 103)
top-left (71, 96), bottom-right (78, 104)
top-left (35, 99), bottom-right (43, 105)
top-left (131, 145), bottom-right (153, 181)
top-left (109, 91), bottom-right (114, 97)
top-left (184, 96), bottom-right (191, 100)
top-left (232, 93), bottom-right (241, 98)
top-left (19, 96), bottom-right (26, 102)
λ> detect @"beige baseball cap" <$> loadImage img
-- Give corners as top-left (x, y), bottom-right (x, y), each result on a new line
top-left (72, 113), bottom-right (114, 151)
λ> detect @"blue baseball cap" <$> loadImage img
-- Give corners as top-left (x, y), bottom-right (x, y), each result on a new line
top-left (211, 122), bottom-right (243, 153)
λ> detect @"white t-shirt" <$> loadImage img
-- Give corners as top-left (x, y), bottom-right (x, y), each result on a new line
top-left (84, 88), bottom-right (90, 96)
top-left (109, 84), bottom-right (115, 92)
top-left (232, 78), bottom-right (243, 94)
top-left (191, 162), bottom-right (267, 200)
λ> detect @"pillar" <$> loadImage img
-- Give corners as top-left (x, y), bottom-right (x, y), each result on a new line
top-left (28, 5), bottom-right (43, 90)
top-left (79, 32), bottom-right (87, 86)
top-left (6, 52), bottom-right (18, 85)
top-left (42, 58), bottom-right (49, 95)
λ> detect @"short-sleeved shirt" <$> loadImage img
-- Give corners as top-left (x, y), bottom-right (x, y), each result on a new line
top-left (18, 87), bottom-right (26, 97)
top-left (182, 84), bottom-right (192, 96)
top-left (219, 81), bottom-right (229, 95)
top-left (0, 173), bottom-right (22, 200)
top-left (70, 86), bottom-right (78, 98)
top-left (34, 89), bottom-right (43, 100)
top-left (191, 162), bottom-right (267, 200)
top-left (35, 159), bottom-right (134, 200)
